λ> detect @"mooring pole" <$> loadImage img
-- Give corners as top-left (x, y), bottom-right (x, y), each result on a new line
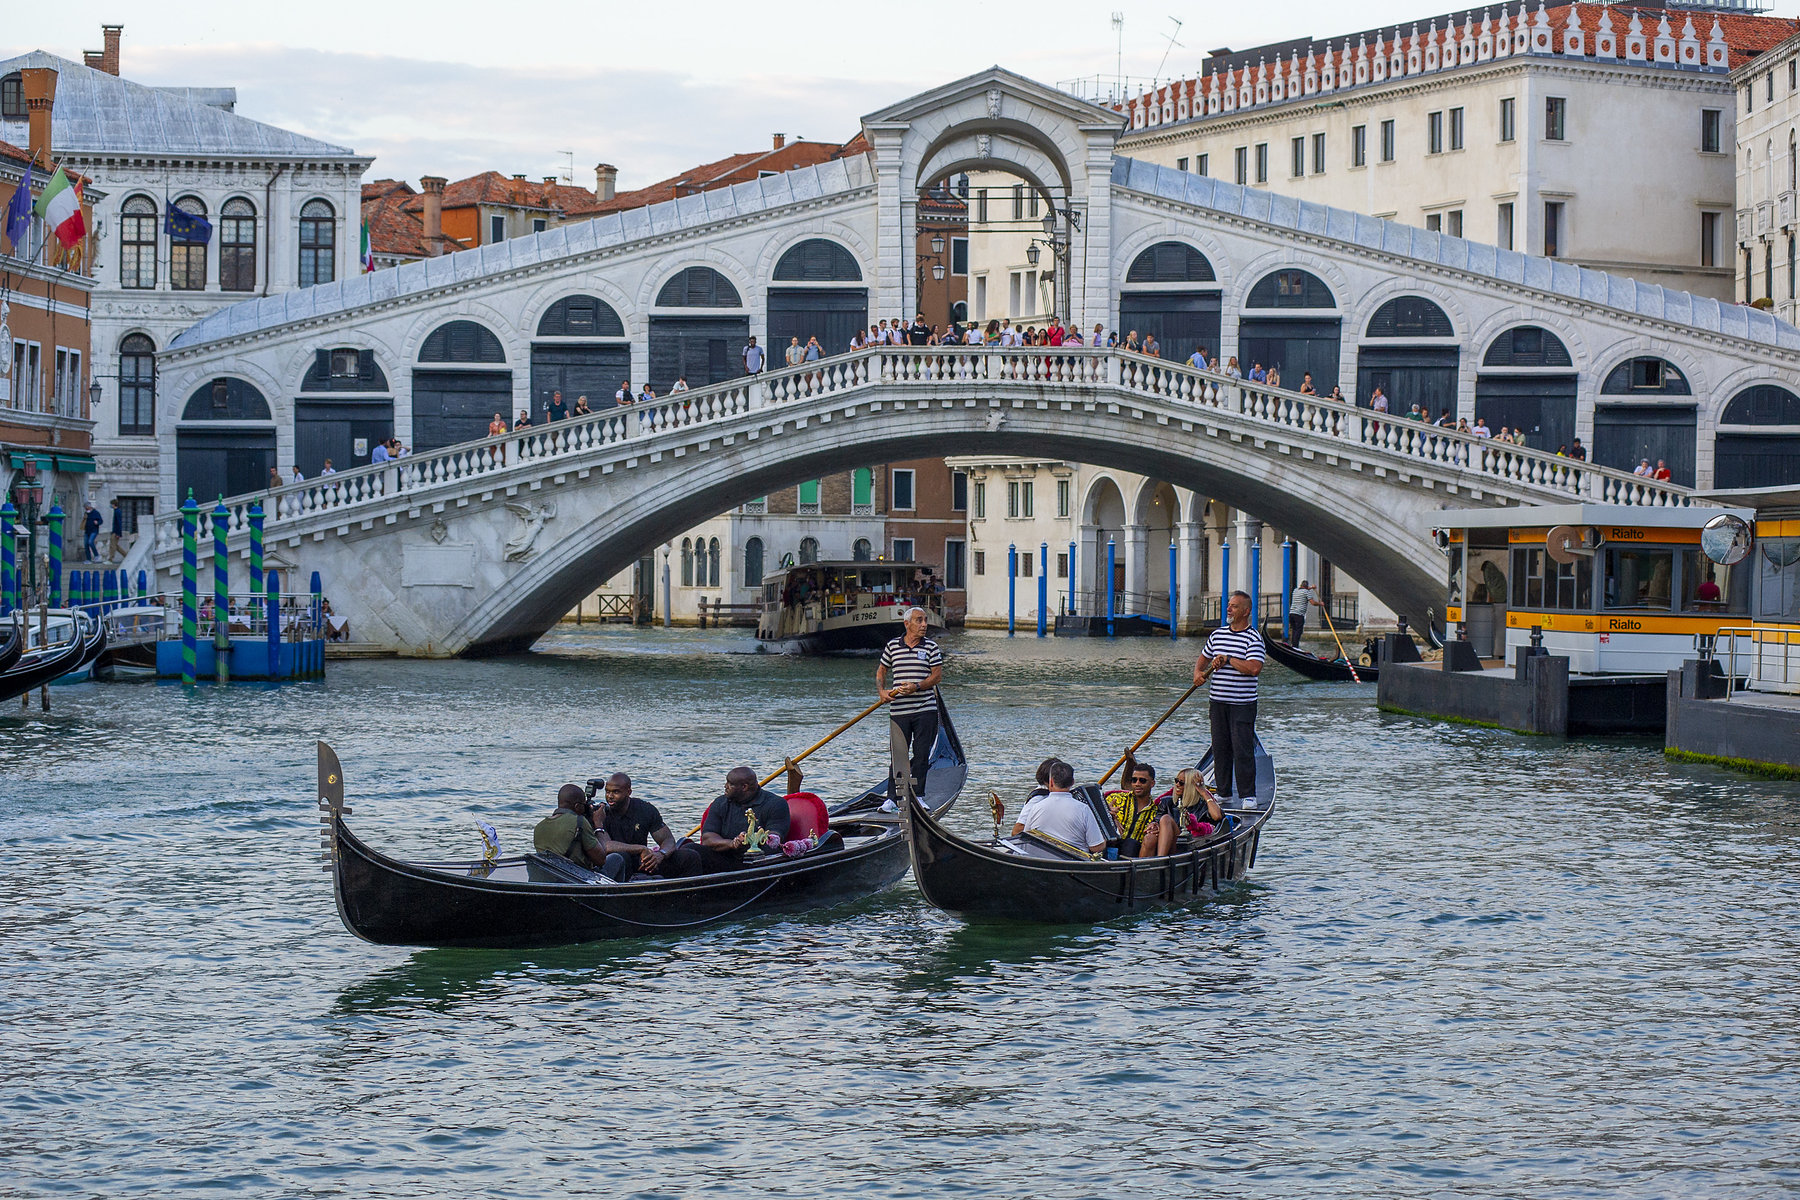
top-left (46, 504), bottom-right (63, 608)
top-left (1218, 537), bottom-right (1231, 631)
top-left (1037, 542), bottom-right (1048, 638)
top-left (180, 493), bottom-right (198, 687)
top-left (1105, 537), bottom-right (1116, 639)
top-left (1168, 538), bottom-right (1178, 641)
top-left (213, 499), bottom-right (231, 684)
top-left (1007, 544), bottom-right (1017, 637)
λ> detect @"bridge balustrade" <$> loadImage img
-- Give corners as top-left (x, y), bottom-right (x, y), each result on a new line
top-left (144, 345), bottom-right (1695, 561)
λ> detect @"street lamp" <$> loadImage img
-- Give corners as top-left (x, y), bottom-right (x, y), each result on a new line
top-left (1025, 242), bottom-right (1040, 268)
top-left (930, 233), bottom-right (946, 255)
top-left (11, 458), bottom-right (44, 600)
top-left (88, 379), bottom-right (102, 419)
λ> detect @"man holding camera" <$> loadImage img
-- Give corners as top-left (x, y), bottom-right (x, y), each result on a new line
top-left (533, 776), bottom-right (701, 881)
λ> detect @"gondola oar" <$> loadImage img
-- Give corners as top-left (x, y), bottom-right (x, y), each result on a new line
top-left (1319, 602), bottom-right (1361, 682)
top-left (1097, 676), bottom-right (1206, 788)
top-left (682, 696), bottom-right (890, 837)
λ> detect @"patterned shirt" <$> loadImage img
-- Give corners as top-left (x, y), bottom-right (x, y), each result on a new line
top-left (880, 635), bottom-right (943, 717)
top-left (1104, 790), bottom-right (1158, 843)
top-left (1204, 623), bottom-right (1266, 704)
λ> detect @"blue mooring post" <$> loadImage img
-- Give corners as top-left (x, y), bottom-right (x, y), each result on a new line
top-left (1281, 538), bottom-right (1295, 642)
top-left (1169, 538), bottom-right (1179, 641)
top-left (137, 570), bottom-right (147, 601)
top-left (267, 571), bottom-right (281, 680)
top-left (310, 571), bottom-right (324, 679)
top-left (1250, 538), bottom-right (1263, 633)
top-left (1219, 538), bottom-right (1231, 630)
top-left (1, 501), bottom-right (15, 617)
top-left (46, 504), bottom-right (63, 608)
top-left (213, 499), bottom-right (231, 685)
top-left (181, 494), bottom-right (199, 687)
top-left (105, 568), bottom-right (118, 615)
top-left (1007, 544), bottom-right (1017, 636)
top-left (1105, 537), bottom-right (1116, 639)
top-left (1037, 542), bottom-right (1048, 637)
top-left (1067, 540), bottom-right (1076, 615)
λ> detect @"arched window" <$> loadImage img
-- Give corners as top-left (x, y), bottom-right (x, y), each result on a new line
top-left (1600, 357), bottom-right (1690, 395)
top-left (301, 348), bottom-right (390, 392)
top-left (170, 196), bottom-right (208, 291)
top-left (298, 199), bottom-right (336, 287)
top-left (681, 538), bottom-right (694, 587)
top-left (1126, 241), bottom-right (1217, 283)
top-left (419, 320), bottom-right (506, 363)
top-left (120, 195), bottom-right (158, 290)
top-left (655, 266), bottom-right (741, 307)
top-left (773, 239), bottom-right (862, 281)
top-left (1246, 269), bottom-right (1335, 308)
top-left (221, 197), bottom-right (257, 292)
top-left (181, 377), bottom-right (272, 422)
top-left (853, 538), bottom-right (873, 562)
top-left (744, 537), bottom-right (765, 586)
top-left (1365, 296), bottom-right (1454, 338)
top-left (0, 73), bottom-right (23, 121)
top-left (536, 295), bottom-right (625, 337)
top-left (799, 536), bottom-right (819, 565)
top-left (118, 334), bottom-right (157, 436)
top-left (951, 300), bottom-right (968, 323)
top-left (1482, 325), bottom-right (1573, 367)
top-left (708, 537), bottom-right (721, 587)
top-left (1721, 385), bottom-right (1800, 425)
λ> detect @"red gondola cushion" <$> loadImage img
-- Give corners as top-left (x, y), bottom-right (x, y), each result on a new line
top-left (785, 792), bottom-right (830, 840)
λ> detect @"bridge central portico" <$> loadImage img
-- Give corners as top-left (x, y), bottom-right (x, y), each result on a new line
top-left (142, 64), bottom-right (1800, 653)
top-left (134, 346), bottom-right (1687, 654)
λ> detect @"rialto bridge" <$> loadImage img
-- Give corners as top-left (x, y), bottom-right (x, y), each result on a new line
top-left (133, 67), bottom-right (1796, 653)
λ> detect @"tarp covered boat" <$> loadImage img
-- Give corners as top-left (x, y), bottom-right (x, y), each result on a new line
top-left (324, 697), bottom-right (967, 948)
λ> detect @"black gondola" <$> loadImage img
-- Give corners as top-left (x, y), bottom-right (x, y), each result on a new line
top-left (901, 738), bottom-right (1277, 924)
top-left (0, 626), bottom-right (20, 677)
top-left (0, 613), bottom-right (102, 704)
top-left (324, 697), bottom-right (968, 949)
top-left (1265, 635), bottom-right (1378, 683)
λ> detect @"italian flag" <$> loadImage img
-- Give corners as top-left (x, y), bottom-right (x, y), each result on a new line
top-left (360, 220), bottom-right (374, 273)
top-left (33, 167), bottom-right (86, 248)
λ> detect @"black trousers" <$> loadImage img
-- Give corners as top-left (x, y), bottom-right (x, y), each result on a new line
top-left (1286, 612), bottom-right (1305, 642)
top-left (1208, 699), bottom-right (1259, 801)
top-left (888, 710), bottom-right (938, 800)
top-left (601, 842), bottom-right (702, 882)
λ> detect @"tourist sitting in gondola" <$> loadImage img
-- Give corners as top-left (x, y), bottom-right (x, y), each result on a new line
top-left (1104, 756), bottom-right (1178, 859)
top-left (1172, 768), bottom-right (1231, 840)
top-left (695, 767), bottom-right (792, 873)
top-left (532, 784), bottom-right (609, 868)
top-left (590, 772), bottom-right (702, 881)
top-left (1010, 760), bottom-right (1106, 857)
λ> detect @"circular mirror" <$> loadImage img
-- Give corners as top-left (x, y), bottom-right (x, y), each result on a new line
top-left (1700, 513), bottom-right (1752, 566)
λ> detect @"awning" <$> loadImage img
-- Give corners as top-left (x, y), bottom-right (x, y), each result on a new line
top-left (6, 451), bottom-right (55, 470)
top-left (53, 454), bottom-right (97, 474)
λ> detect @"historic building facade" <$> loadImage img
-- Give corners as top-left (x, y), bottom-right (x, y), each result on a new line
top-left (0, 29), bottom-right (369, 532)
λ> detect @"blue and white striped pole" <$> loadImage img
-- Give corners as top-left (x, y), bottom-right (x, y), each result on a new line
top-left (1007, 544), bottom-right (1017, 637)
top-left (1105, 537), bottom-right (1116, 639)
top-left (1037, 542), bottom-right (1048, 638)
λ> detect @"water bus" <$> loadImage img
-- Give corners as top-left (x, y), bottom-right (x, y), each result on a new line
top-left (755, 560), bottom-right (946, 654)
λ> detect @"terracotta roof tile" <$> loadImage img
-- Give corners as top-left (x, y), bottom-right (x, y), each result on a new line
top-left (563, 140), bottom-right (860, 218)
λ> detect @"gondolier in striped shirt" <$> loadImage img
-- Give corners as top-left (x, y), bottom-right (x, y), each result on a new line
top-left (1198, 590), bottom-right (1265, 805)
top-left (877, 607), bottom-right (944, 805)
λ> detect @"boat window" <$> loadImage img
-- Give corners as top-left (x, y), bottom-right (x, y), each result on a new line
top-left (1754, 538), bottom-right (1800, 623)
top-left (1603, 547), bottom-right (1674, 611)
top-left (1510, 548), bottom-right (1592, 610)
top-left (1678, 550), bottom-right (1747, 614)
top-left (1466, 549), bottom-right (1508, 605)
top-left (1446, 545), bottom-right (1464, 607)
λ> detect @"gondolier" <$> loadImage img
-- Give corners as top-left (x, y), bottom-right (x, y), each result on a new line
top-left (1286, 579), bottom-right (1320, 642)
top-left (1198, 590), bottom-right (1264, 804)
top-left (877, 607), bottom-right (943, 804)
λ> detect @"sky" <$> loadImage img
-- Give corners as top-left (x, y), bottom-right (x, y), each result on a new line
top-left (6, 1), bottom-right (1799, 189)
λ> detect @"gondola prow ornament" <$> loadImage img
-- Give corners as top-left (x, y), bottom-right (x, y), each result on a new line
top-left (317, 741), bottom-right (349, 871)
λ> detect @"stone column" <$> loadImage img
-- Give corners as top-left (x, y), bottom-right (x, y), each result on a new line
top-left (868, 125), bottom-right (910, 321)
top-left (1123, 522), bottom-right (1149, 608)
top-left (1078, 522), bottom-right (1103, 606)
top-left (1176, 520), bottom-right (1208, 634)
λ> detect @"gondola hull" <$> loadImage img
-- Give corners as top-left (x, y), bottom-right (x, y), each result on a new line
top-left (1266, 636), bottom-right (1377, 683)
top-left (0, 616), bottom-right (101, 704)
top-left (0, 627), bottom-right (20, 677)
top-left (902, 741), bottom-right (1275, 924)
top-left (325, 697), bottom-right (968, 949)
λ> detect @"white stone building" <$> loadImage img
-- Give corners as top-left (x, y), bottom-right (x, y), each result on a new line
top-left (1733, 23), bottom-right (1800, 316)
top-left (1106, 1), bottom-right (1794, 300)
top-left (0, 34), bottom-right (369, 530)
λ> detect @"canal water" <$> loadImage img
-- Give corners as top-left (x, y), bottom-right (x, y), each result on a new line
top-left (3, 626), bottom-right (1797, 1198)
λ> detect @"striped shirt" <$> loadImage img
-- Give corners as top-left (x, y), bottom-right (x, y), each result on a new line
top-left (1204, 624), bottom-right (1265, 704)
top-left (880, 635), bottom-right (943, 717)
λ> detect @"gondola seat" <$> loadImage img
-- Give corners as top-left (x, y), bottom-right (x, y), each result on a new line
top-left (784, 792), bottom-right (830, 840)
top-left (526, 852), bottom-right (611, 884)
top-left (1070, 783), bottom-right (1122, 840)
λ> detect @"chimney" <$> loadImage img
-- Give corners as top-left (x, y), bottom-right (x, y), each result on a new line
top-left (21, 68), bottom-right (57, 170)
top-left (594, 163), bottom-right (617, 202)
top-left (101, 25), bottom-right (122, 76)
top-left (83, 50), bottom-right (104, 71)
top-left (772, 132), bottom-right (786, 150)
top-left (542, 176), bottom-right (557, 186)
top-left (420, 175), bottom-right (446, 256)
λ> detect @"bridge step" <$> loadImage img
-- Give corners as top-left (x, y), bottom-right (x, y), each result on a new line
top-left (324, 642), bottom-right (398, 659)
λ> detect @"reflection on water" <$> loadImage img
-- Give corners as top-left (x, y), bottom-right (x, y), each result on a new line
top-left (2, 626), bottom-right (1798, 1197)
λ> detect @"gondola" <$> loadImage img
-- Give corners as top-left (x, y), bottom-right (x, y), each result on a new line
top-left (1265, 634), bottom-right (1379, 683)
top-left (324, 696), bottom-right (968, 949)
top-left (0, 612), bottom-right (102, 704)
top-left (901, 737), bottom-right (1277, 924)
top-left (0, 626), bottom-right (20, 677)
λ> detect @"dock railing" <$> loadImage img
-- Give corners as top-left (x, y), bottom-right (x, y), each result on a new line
top-left (1712, 625), bottom-right (1800, 697)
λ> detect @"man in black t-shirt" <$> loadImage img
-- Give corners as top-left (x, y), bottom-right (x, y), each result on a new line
top-left (590, 772), bottom-right (701, 881)
top-left (696, 766), bottom-right (791, 873)
top-left (905, 313), bottom-right (932, 345)
top-left (546, 390), bottom-right (568, 422)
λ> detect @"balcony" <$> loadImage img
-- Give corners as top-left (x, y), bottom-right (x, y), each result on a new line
top-left (852, 502), bottom-right (875, 516)
top-left (1756, 201), bottom-right (1775, 236)
top-left (1782, 190), bottom-right (1797, 229)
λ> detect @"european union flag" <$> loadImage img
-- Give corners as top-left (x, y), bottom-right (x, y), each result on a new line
top-left (165, 201), bottom-right (213, 244)
top-left (3, 164), bottom-right (31, 253)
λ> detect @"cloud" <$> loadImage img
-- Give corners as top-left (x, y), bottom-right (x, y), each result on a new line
top-left (121, 43), bottom-right (907, 188)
